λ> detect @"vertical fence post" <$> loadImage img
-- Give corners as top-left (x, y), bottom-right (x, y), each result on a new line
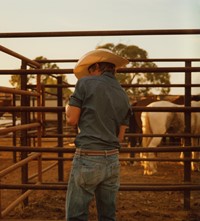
top-left (12, 93), bottom-right (17, 163)
top-left (57, 76), bottom-right (64, 181)
top-left (183, 60), bottom-right (192, 210)
top-left (20, 60), bottom-right (29, 206)
top-left (36, 73), bottom-right (43, 183)
top-left (0, 178), bottom-right (2, 218)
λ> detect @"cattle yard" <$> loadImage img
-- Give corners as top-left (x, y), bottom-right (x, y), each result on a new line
top-left (0, 29), bottom-right (200, 221)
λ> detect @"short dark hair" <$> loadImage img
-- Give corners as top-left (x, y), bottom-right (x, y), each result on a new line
top-left (88, 62), bottom-right (115, 73)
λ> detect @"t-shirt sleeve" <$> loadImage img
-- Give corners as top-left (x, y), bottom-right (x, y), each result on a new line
top-left (68, 80), bottom-right (85, 108)
top-left (121, 106), bottom-right (131, 126)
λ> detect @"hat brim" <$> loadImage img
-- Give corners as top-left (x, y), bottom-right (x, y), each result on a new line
top-left (73, 49), bottom-right (129, 79)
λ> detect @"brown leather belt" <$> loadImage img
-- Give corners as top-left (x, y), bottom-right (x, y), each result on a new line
top-left (75, 148), bottom-right (119, 156)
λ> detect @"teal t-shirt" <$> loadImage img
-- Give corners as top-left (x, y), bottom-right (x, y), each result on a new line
top-left (69, 71), bottom-right (131, 150)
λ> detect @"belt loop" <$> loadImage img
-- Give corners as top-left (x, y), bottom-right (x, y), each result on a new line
top-left (105, 150), bottom-right (107, 157)
top-left (76, 148), bottom-right (81, 156)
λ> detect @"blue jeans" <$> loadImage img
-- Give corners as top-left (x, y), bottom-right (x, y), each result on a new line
top-left (66, 153), bottom-right (120, 221)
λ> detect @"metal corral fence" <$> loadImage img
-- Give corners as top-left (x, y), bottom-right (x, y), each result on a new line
top-left (0, 29), bottom-right (200, 219)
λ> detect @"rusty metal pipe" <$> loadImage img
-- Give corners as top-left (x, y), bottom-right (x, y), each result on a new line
top-left (28, 162), bottom-right (58, 180)
top-left (0, 86), bottom-right (39, 96)
top-left (0, 106), bottom-right (199, 113)
top-left (0, 29), bottom-right (200, 38)
top-left (1, 67), bottom-right (200, 75)
top-left (0, 145), bottom-right (199, 154)
top-left (0, 45), bottom-right (41, 68)
top-left (1, 183), bottom-right (200, 191)
top-left (36, 58), bottom-right (200, 63)
top-left (0, 122), bottom-right (41, 135)
top-left (0, 153), bottom-right (41, 178)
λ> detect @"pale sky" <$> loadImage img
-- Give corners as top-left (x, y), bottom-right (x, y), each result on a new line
top-left (0, 0), bottom-right (200, 95)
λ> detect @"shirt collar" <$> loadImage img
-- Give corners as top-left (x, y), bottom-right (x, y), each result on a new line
top-left (102, 71), bottom-right (115, 79)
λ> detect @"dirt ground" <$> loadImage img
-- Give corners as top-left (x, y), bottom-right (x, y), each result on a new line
top-left (1, 139), bottom-right (200, 221)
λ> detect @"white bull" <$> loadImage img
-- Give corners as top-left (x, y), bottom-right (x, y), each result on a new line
top-left (141, 100), bottom-right (200, 175)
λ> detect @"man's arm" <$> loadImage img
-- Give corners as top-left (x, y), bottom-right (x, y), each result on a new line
top-left (66, 105), bottom-right (81, 126)
top-left (118, 125), bottom-right (128, 143)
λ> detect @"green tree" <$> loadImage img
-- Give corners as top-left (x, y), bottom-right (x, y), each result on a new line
top-left (96, 43), bottom-right (170, 97)
top-left (9, 56), bottom-right (72, 97)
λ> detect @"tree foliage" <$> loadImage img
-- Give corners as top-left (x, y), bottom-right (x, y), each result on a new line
top-left (96, 43), bottom-right (170, 97)
top-left (9, 56), bottom-right (72, 97)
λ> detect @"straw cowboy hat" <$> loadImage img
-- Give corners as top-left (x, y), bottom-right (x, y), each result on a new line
top-left (73, 49), bottom-right (129, 79)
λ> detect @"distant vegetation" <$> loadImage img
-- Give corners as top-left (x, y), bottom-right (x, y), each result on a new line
top-left (96, 43), bottom-right (170, 97)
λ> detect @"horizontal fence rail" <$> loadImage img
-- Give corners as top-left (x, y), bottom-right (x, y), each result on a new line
top-left (1, 29), bottom-right (200, 38)
top-left (0, 146), bottom-right (200, 154)
top-left (1, 67), bottom-right (200, 74)
top-left (36, 58), bottom-right (200, 63)
top-left (0, 106), bottom-right (199, 112)
top-left (1, 183), bottom-right (200, 192)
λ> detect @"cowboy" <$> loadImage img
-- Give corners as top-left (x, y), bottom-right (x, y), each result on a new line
top-left (65, 48), bottom-right (131, 221)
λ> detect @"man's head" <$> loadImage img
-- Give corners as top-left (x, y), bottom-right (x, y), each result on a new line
top-left (87, 62), bottom-right (115, 77)
top-left (73, 49), bottom-right (129, 79)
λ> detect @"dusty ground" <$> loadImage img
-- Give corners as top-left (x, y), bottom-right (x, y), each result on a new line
top-left (1, 138), bottom-right (200, 221)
